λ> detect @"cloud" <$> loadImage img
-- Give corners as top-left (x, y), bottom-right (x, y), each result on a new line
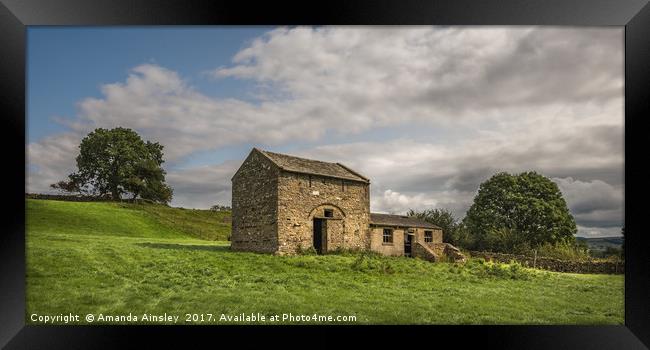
top-left (27, 133), bottom-right (82, 194)
top-left (577, 225), bottom-right (623, 238)
top-left (553, 177), bottom-right (624, 228)
top-left (214, 26), bottom-right (622, 124)
top-left (165, 160), bottom-right (242, 209)
top-left (371, 189), bottom-right (437, 214)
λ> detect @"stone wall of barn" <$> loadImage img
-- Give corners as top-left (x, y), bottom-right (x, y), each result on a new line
top-left (230, 150), bottom-right (280, 253)
top-left (276, 171), bottom-right (370, 255)
top-left (369, 226), bottom-right (444, 257)
top-left (413, 227), bottom-right (443, 244)
top-left (369, 226), bottom-right (406, 256)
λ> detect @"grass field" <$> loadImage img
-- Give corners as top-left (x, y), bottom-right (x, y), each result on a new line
top-left (26, 199), bottom-right (624, 325)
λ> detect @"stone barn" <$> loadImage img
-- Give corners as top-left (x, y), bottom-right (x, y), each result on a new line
top-left (231, 148), bottom-right (465, 261)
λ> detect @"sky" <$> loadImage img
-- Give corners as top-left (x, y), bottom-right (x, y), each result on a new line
top-left (26, 26), bottom-right (624, 238)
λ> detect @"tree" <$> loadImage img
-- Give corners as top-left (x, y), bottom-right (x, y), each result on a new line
top-left (52, 127), bottom-right (173, 203)
top-left (407, 208), bottom-right (457, 244)
top-left (463, 171), bottom-right (577, 252)
top-left (621, 226), bottom-right (625, 259)
top-left (210, 204), bottom-right (231, 212)
top-left (50, 180), bottom-right (81, 194)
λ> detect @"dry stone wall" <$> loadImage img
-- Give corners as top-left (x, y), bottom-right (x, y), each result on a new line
top-left (469, 251), bottom-right (624, 274)
top-left (26, 193), bottom-right (116, 202)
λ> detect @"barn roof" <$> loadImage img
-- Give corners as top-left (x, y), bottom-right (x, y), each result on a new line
top-left (370, 213), bottom-right (442, 229)
top-left (255, 148), bottom-right (370, 183)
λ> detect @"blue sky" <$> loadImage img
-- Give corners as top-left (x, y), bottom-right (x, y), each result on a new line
top-left (26, 26), bottom-right (624, 237)
top-left (28, 27), bottom-right (269, 141)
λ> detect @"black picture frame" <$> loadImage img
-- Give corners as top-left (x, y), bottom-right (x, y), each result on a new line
top-left (2, 0), bottom-right (648, 348)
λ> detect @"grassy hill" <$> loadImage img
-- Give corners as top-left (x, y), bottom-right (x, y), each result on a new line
top-left (27, 199), bottom-right (231, 240)
top-left (26, 199), bottom-right (623, 325)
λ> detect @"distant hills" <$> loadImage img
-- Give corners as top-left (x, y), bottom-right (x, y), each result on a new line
top-left (577, 236), bottom-right (623, 253)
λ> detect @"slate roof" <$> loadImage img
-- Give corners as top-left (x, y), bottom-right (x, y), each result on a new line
top-left (256, 148), bottom-right (370, 183)
top-left (370, 213), bottom-right (442, 229)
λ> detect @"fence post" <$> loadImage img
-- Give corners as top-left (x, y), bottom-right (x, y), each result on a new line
top-left (533, 249), bottom-right (537, 269)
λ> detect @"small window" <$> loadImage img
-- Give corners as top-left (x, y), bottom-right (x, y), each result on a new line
top-left (383, 229), bottom-right (393, 244)
top-left (324, 209), bottom-right (334, 218)
top-left (341, 180), bottom-right (345, 191)
top-left (424, 231), bottom-right (433, 243)
top-left (309, 175), bottom-right (312, 187)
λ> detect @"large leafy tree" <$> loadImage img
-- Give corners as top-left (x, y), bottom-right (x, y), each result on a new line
top-left (52, 127), bottom-right (172, 203)
top-left (463, 171), bottom-right (576, 251)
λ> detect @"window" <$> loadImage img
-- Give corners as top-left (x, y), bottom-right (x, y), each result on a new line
top-left (341, 180), bottom-right (345, 191)
top-left (309, 175), bottom-right (312, 187)
top-left (324, 209), bottom-right (333, 218)
top-left (383, 229), bottom-right (393, 244)
top-left (424, 231), bottom-right (433, 243)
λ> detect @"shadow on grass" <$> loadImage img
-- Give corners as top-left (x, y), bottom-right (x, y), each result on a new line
top-left (135, 242), bottom-right (230, 252)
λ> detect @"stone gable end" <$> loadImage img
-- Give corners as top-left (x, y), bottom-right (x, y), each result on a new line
top-left (231, 149), bottom-right (280, 253)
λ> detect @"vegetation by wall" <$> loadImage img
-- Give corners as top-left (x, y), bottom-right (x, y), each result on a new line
top-left (26, 193), bottom-right (116, 202)
top-left (469, 250), bottom-right (624, 275)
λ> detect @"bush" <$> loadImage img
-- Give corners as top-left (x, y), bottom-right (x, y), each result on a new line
top-left (536, 240), bottom-right (590, 261)
top-left (482, 227), bottom-right (532, 254)
top-left (449, 224), bottom-right (476, 250)
top-left (464, 259), bottom-right (533, 280)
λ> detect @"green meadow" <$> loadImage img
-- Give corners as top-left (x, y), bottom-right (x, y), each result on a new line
top-left (26, 199), bottom-right (623, 325)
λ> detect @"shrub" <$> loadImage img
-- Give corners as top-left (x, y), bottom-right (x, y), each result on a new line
top-left (449, 224), bottom-right (476, 250)
top-left (483, 227), bottom-right (531, 254)
top-left (462, 258), bottom-right (533, 280)
top-left (536, 240), bottom-right (590, 261)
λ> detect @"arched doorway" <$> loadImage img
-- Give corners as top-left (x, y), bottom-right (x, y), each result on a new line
top-left (308, 204), bottom-right (346, 254)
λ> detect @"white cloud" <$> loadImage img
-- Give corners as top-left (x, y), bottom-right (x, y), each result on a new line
top-left (371, 189), bottom-right (437, 214)
top-left (165, 160), bottom-right (242, 209)
top-left (27, 133), bottom-right (82, 194)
